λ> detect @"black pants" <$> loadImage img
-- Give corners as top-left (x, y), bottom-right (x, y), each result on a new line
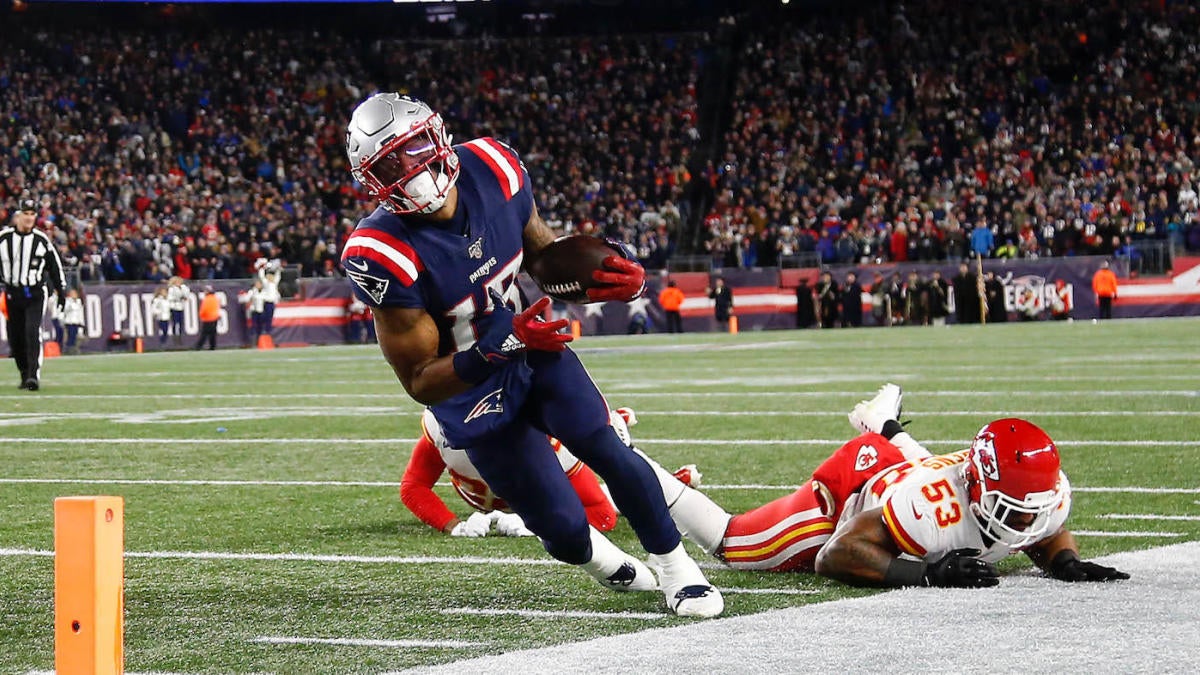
top-left (664, 310), bottom-right (683, 333)
top-left (5, 288), bottom-right (46, 383)
top-left (194, 321), bottom-right (217, 350)
top-left (1098, 296), bottom-right (1113, 320)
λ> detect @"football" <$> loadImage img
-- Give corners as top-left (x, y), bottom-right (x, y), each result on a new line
top-left (528, 235), bottom-right (618, 304)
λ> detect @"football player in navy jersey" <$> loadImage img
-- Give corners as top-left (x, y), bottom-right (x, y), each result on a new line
top-left (342, 93), bottom-right (721, 617)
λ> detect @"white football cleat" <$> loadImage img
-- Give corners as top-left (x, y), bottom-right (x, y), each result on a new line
top-left (596, 557), bottom-right (658, 592)
top-left (648, 543), bottom-right (723, 618)
top-left (849, 383), bottom-right (904, 435)
top-left (580, 527), bottom-right (658, 592)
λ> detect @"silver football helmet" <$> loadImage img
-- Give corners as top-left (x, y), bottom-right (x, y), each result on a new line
top-left (346, 93), bottom-right (460, 215)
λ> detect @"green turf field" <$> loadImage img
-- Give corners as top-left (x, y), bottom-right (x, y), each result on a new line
top-left (2, 317), bottom-right (1197, 673)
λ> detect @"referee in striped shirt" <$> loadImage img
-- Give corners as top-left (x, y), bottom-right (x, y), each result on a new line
top-left (1, 198), bottom-right (66, 390)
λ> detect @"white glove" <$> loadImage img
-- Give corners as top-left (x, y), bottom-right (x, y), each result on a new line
top-left (494, 512), bottom-right (535, 537)
top-left (450, 511), bottom-right (495, 537)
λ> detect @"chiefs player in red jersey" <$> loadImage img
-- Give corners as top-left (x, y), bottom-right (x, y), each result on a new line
top-left (402, 408), bottom-right (699, 537)
top-left (639, 385), bottom-right (1128, 587)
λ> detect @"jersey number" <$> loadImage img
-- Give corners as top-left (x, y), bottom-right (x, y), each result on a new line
top-left (920, 478), bottom-right (963, 528)
top-left (445, 254), bottom-right (524, 352)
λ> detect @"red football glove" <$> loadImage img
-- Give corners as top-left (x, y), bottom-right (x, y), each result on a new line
top-left (588, 256), bottom-right (646, 302)
top-left (513, 296), bottom-right (572, 352)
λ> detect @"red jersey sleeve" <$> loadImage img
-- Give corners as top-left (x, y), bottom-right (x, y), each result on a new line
top-left (569, 465), bottom-right (618, 532)
top-left (399, 435), bottom-right (457, 533)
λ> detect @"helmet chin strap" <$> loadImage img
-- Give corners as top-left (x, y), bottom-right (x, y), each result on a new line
top-left (397, 169), bottom-right (451, 215)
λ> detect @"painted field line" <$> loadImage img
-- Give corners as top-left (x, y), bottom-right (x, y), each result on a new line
top-left (25, 671), bottom-right (191, 675)
top-left (1071, 530), bottom-right (1182, 538)
top-left (1100, 514), bottom-right (1200, 522)
top-left (5, 437), bottom-right (1200, 448)
top-left (254, 636), bottom-right (487, 649)
top-left (0, 389), bottom-right (1194, 400)
top-left (1071, 487), bottom-right (1200, 495)
top-left (722, 587), bottom-right (821, 595)
top-left (0, 478), bottom-right (397, 487)
top-left (3, 478), bottom-right (1196, 495)
top-left (440, 607), bottom-right (666, 621)
top-left (0, 548), bottom-right (561, 566)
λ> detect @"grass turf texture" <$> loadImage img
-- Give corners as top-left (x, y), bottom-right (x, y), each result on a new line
top-left (1, 317), bottom-right (1197, 672)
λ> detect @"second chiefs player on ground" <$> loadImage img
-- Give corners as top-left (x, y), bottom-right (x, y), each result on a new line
top-left (633, 384), bottom-right (1129, 587)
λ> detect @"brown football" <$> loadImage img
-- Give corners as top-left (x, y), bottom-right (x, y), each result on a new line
top-left (528, 235), bottom-right (618, 304)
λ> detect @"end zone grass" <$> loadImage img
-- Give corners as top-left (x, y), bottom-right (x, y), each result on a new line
top-left (2, 317), bottom-right (1197, 672)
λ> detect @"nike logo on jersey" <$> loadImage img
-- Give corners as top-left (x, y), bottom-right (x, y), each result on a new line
top-left (345, 259), bottom-right (370, 272)
top-left (346, 269), bottom-right (390, 305)
top-left (464, 388), bottom-right (505, 424)
top-left (911, 503), bottom-right (925, 521)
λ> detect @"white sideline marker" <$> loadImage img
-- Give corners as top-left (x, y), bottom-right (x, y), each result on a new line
top-left (440, 608), bottom-right (666, 621)
top-left (254, 636), bottom-right (488, 649)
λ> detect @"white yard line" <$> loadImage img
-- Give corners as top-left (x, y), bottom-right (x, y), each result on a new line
top-left (0, 548), bottom-right (561, 566)
top-left (2, 478), bottom-right (1198, 495)
top-left (254, 636), bottom-right (488, 649)
top-left (1070, 530), bottom-right (1182, 538)
top-left (1099, 514), bottom-right (1200, 522)
top-left (0, 389), bottom-right (1194, 400)
top-left (439, 608), bottom-right (666, 621)
top-left (4, 437), bottom-right (1200, 448)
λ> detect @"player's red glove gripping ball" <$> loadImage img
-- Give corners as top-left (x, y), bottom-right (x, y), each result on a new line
top-left (588, 256), bottom-right (646, 302)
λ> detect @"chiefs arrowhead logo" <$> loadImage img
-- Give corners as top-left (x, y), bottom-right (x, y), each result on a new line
top-left (973, 432), bottom-right (1000, 480)
top-left (464, 388), bottom-right (504, 424)
top-left (346, 269), bottom-right (390, 305)
top-left (854, 444), bottom-right (879, 471)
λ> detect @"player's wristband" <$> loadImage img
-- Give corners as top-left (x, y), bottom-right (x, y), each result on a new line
top-left (884, 558), bottom-right (928, 587)
top-left (452, 346), bottom-right (497, 384)
top-left (1049, 548), bottom-right (1081, 576)
top-left (880, 419), bottom-right (905, 440)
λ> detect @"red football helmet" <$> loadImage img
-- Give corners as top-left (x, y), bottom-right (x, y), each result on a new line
top-left (963, 418), bottom-right (1065, 548)
top-left (346, 93), bottom-right (460, 215)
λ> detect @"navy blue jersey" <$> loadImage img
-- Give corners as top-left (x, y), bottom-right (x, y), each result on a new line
top-left (342, 137), bottom-right (534, 356)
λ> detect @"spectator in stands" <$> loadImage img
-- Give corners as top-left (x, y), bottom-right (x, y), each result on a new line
top-left (1092, 261), bottom-right (1118, 320)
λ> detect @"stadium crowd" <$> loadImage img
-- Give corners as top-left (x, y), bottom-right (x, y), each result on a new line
top-left (2, 1), bottom-right (1199, 286)
top-left (705, 0), bottom-right (1200, 268)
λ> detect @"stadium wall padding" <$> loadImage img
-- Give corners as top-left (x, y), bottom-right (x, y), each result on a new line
top-left (3, 256), bottom-right (1198, 354)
